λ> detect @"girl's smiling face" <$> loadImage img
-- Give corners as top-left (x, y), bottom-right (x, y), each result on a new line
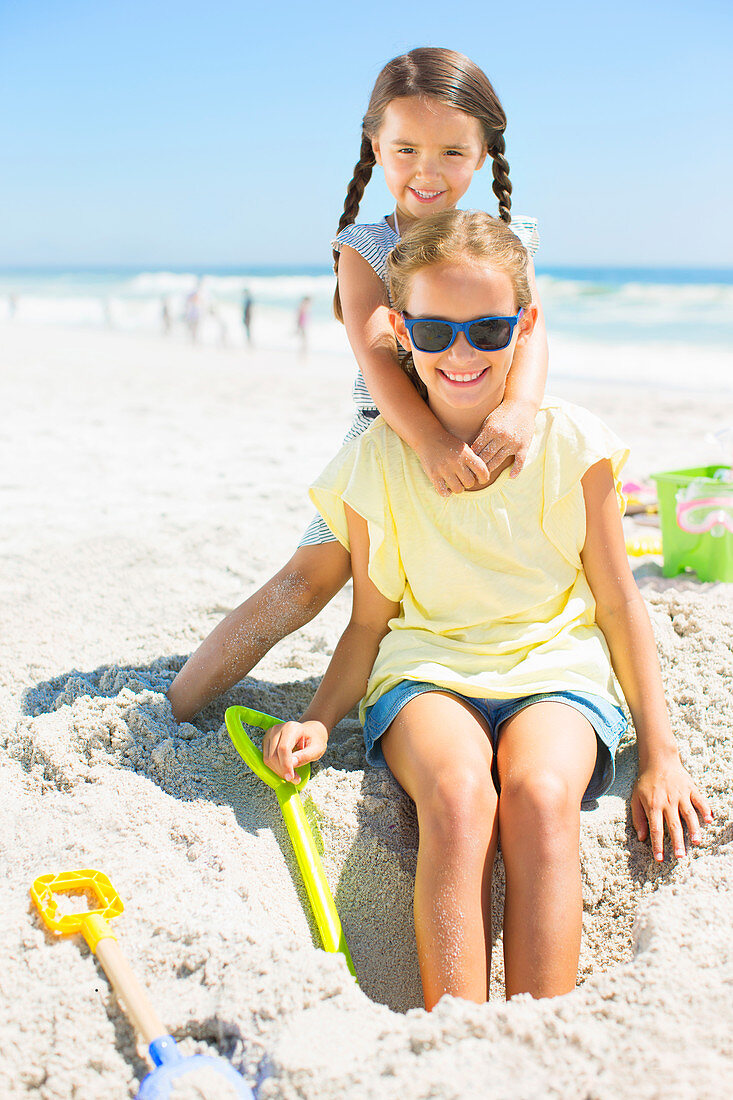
top-left (391, 260), bottom-right (536, 440)
top-left (372, 97), bottom-right (487, 230)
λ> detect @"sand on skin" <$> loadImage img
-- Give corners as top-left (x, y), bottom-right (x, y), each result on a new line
top-left (1, 320), bottom-right (732, 1099)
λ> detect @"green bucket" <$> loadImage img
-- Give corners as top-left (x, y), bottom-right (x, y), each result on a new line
top-left (650, 465), bottom-right (733, 583)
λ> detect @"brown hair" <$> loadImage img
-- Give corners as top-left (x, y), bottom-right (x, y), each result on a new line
top-left (333, 47), bottom-right (512, 321)
top-left (385, 209), bottom-right (531, 393)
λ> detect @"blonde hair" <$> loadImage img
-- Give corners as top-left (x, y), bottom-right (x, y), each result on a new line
top-left (387, 208), bottom-right (532, 311)
top-left (385, 210), bottom-right (532, 395)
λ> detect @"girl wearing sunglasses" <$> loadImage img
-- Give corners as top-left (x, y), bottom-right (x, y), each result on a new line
top-left (168, 47), bottom-right (547, 724)
top-left (262, 209), bottom-right (712, 1009)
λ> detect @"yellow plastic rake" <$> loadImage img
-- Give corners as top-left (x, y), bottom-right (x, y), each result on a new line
top-left (225, 705), bottom-right (357, 980)
top-left (30, 870), bottom-right (253, 1098)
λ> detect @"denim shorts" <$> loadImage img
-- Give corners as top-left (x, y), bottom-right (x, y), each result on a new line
top-left (363, 681), bottom-right (628, 804)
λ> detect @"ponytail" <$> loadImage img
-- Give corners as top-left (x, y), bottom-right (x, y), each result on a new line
top-left (333, 133), bottom-right (375, 322)
top-left (488, 135), bottom-right (512, 223)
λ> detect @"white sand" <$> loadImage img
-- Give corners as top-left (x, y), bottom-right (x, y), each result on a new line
top-left (1, 320), bottom-right (732, 1098)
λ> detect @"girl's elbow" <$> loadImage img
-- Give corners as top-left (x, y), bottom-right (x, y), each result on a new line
top-left (594, 586), bottom-right (646, 630)
top-left (348, 615), bottom-right (391, 642)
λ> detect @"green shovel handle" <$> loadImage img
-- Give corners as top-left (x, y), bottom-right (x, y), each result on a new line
top-left (225, 705), bottom-right (357, 980)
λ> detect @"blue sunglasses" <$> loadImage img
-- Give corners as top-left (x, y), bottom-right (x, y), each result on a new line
top-left (402, 309), bottom-right (523, 353)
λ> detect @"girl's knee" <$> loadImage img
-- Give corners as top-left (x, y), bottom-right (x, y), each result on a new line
top-left (281, 545), bottom-right (350, 611)
top-left (276, 563), bottom-right (338, 613)
top-left (419, 766), bottom-right (497, 846)
top-left (275, 565), bottom-right (323, 613)
top-left (500, 770), bottom-right (578, 841)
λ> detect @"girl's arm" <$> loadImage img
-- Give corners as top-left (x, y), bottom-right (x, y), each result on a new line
top-left (471, 256), bottom-right (548, 477)
top-left (580, 460), bottom-right (713, 861)
top-left (338, 245), bottom-right (490, 496)
top-left (263, 503), bottom-right (400, 781)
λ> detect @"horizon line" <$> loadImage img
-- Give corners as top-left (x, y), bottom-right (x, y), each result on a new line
top-left (2, 262), bottom-right (732, 275)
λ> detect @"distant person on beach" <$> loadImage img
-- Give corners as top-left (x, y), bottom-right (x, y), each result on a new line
top-left (184, 279), bottom-right (205, 344)
top-left (168, 48), bottom-right (547, 720)
top-left (242, 289), bottom-right (253, 346)
top-left (7, 293), bottom-right (18, 320)
top-left (260, 210), bottom-right (713, 1007)
top-left (295, 295), bottom-right (311, 353)
top-left (161, 296), bottom-right (173, 335)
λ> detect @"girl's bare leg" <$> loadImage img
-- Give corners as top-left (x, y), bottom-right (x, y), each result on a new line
top-left (167, 541), bottom-right (351, 722)
top-left (381, 692), bottom-right (499, 1010)
top-left (496, 702), bottom-right (597, 999)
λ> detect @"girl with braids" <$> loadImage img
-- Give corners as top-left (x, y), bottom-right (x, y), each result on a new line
top-left (168, 47), bottom-right (547, 723)
top-left (262, 209), bottom-right (712, 1007)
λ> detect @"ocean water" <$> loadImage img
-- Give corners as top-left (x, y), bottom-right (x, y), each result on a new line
top-left (1, 265), bottom-right (731, 388)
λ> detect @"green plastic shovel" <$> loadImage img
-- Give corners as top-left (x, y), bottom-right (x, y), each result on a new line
top-left (225, 705), bottom-right (357, 980)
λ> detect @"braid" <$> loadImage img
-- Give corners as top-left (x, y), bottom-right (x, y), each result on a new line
top-left (488, 135), bottom-right (512, 223)
top-left (333, 133), bottom-right (376, 322)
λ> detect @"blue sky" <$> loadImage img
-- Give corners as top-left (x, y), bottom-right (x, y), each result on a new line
top-left (1, 0), bottom-right (730, 267)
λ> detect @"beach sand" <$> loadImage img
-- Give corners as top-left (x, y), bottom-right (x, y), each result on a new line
top-left (1, 320), bottom-right (732, 1098)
